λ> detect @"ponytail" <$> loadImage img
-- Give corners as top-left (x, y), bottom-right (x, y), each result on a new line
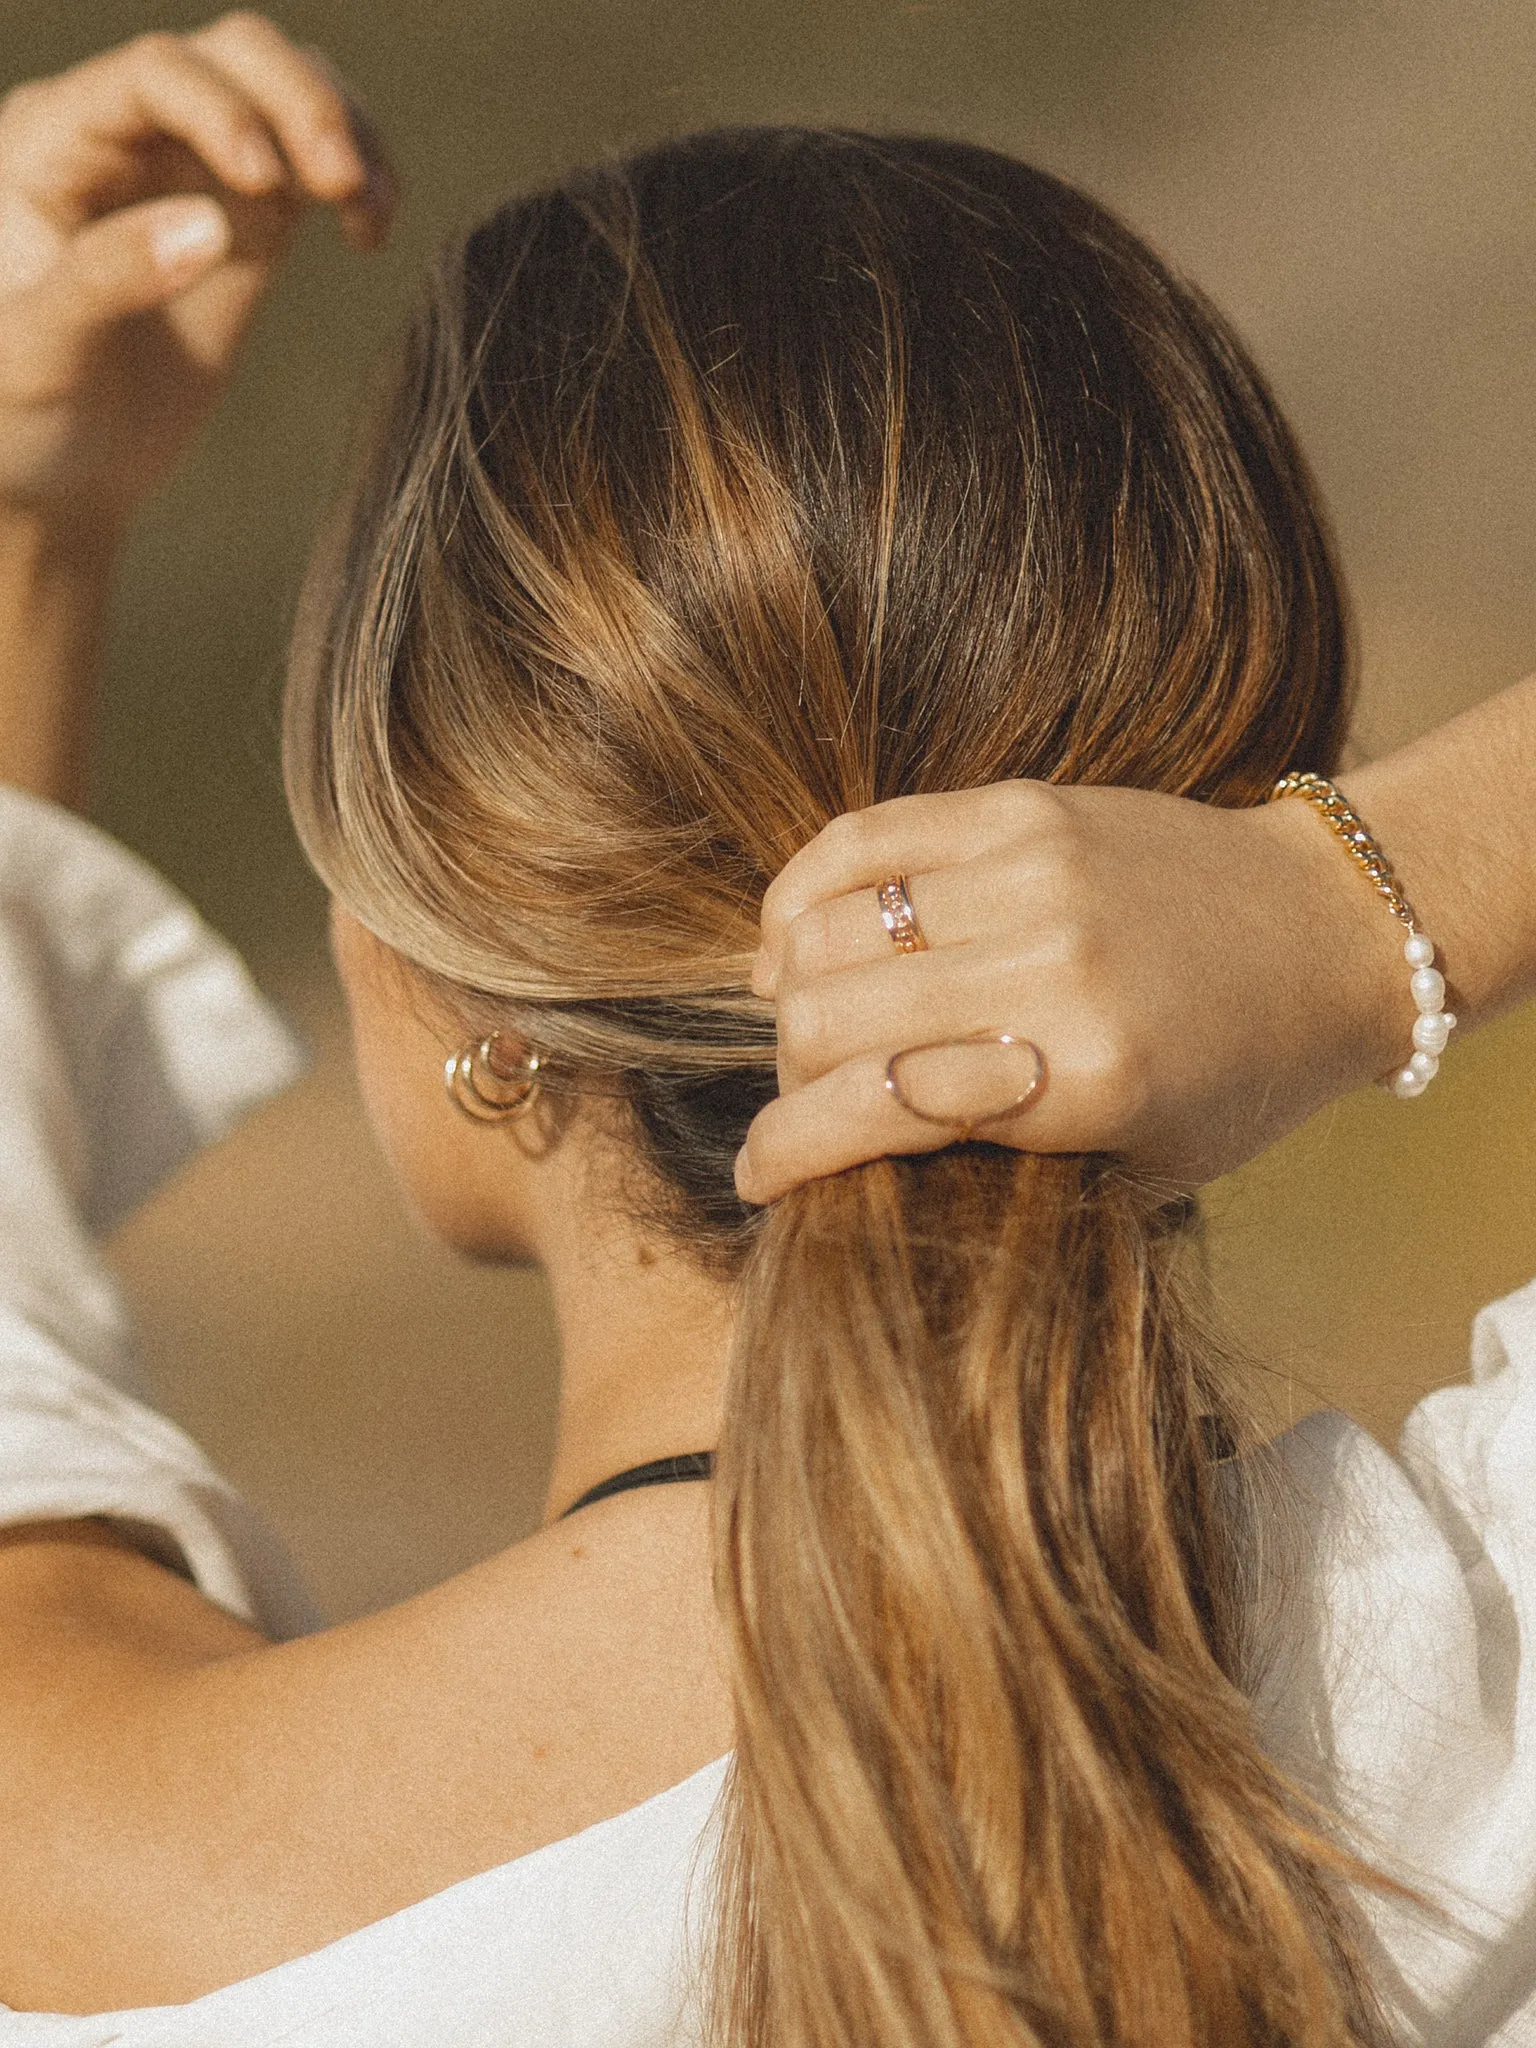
top-left (707, 1149), bottom-right (1390, 2046)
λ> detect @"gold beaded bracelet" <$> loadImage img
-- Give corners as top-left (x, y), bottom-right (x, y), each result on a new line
top-left (1271, 771), bottom-right (1455, 1099)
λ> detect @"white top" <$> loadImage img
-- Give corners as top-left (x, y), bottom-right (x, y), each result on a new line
top-left (0, 783), bottom-right (1534, 2048)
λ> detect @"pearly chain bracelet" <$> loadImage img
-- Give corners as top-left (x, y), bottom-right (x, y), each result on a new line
top-left (1271, 771), bottom-right (1455, 1100)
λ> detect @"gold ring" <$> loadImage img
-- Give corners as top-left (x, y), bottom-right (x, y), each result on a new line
top-left (884, 1031), bottom-right (1045, 1142)
top-left (877, 873), bottom-right (928, 954)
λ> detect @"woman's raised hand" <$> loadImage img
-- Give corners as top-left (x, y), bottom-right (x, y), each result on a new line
top-left (737, 779), bottom-right (1411, 1202)
top-left (0, 14), bottom-right (394, 526)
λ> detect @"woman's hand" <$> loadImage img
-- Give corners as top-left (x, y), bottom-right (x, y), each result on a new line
top-left (0, 15), bottom-right (394, 805)
top-left (736, 779), bottom-right (1413, 1202)
top-left (0, 14), bottom-right (394, 527)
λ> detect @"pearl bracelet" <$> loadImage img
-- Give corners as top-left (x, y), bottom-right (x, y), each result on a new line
top-left (1271, 771), bottom-right (1455, 1101)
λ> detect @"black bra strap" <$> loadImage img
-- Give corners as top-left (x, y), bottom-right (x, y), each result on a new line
top-left (560, 1451), bottom-right (715, 1519)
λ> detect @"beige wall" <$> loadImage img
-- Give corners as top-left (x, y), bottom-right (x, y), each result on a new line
top-left (9, 0), bottom-right (1535, 1620)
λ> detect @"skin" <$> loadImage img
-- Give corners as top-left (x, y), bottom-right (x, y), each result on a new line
top-left (0, 11), bottom-right (1534, 2015)
top-left (330, 905), bottom-right (735, 1517)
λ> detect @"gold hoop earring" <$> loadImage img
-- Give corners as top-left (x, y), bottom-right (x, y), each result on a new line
top-left (444, 1035), bottom-right (544, 1123)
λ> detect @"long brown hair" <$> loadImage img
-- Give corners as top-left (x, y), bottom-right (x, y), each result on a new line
top-left (286, 129), bottom-right (1389, 2045)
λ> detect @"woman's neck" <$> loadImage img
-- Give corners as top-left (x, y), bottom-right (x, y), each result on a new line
top-left (534, 1196), bottom-right (735, 1524)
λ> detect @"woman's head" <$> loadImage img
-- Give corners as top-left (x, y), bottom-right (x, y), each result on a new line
top-left (288, 127), bottom-right (1347, 1230)
top-left (287, 131), bottom-right (1384, 2045)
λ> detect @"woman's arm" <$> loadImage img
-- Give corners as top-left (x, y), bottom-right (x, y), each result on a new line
top-left (739, 671), bottom-right (1536, 1200)
top-left (0, 511), bottom-right (116, 806)
top-left (1343, 670), bottom-right (1536, 1029)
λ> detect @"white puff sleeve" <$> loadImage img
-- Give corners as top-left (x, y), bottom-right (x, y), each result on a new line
top-left (0, 784), bottom-right (320, 1640)
top-left (1252, 1273), bottom-right (1536, 2044)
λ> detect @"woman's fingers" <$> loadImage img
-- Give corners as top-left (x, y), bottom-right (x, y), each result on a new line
top-left (15, 195), bottom-right (232, 351)
top-left (1, 36), bottom-right (289, 221)
top-left (777, 946), bottom-right (998, 1087)
top-left (735, 1042), bottom-right (1058, 1204)
top-left (736, 1056), bottom-right (958, 1201)
top-left (744, 784), bottom-right (1388, 1201)
top-left (0, 18), bottom-right (393, 520)
top-left (768, 825), bottom-right (1084, 989)
top-left (296, 47), bottom-right (398, 250)
top-left (191, 17), bottom-right (362, 194)
top-left (0, 19), bottom-right (392, 246)
top-left (190, 18), bottom-right (395, 247)
top-left (756, 780), bottom-right (1069, 993)
top-left (775, 933), bottom-right (1097, 1090)
top-left (776, 868), bottom-right (944, 984)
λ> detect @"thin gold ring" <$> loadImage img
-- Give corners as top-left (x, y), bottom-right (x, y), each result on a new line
top-left (884, 1031), bottom-right (1045, 1143)
top-left (877, 873), bottom-right (929, 954)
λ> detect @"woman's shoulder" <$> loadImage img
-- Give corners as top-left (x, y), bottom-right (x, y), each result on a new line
top-left (0, 1749), bottom-right (730, 2045)
top-left (1260, 1270), bottom-right (1536, 1590)
top-left (1251, 1276), bottom-right (1536, 2005)
top-left (0, 1477), bottom-right (732, 2011)
top-left (0, 780), bottom-right (304, 1241)
top-left (1399, 1272), bottom-right (1536, 1520)
top-left (1261, 1272), bottom-right (1536, 1620)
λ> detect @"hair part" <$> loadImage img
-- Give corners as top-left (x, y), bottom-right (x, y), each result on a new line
top-left (286, 127), bottom-right (1394, 2044)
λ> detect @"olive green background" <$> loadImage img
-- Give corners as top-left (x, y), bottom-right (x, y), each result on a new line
top-left (7, 1), bottom-right (1536, 1621)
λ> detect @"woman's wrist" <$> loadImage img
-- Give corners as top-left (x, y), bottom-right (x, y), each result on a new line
top-left (0, 505), bottom-right (123, 810)
top-left (1337, 680), bottom-right (1536, 1043)
top-left (1250, 786), bottom-right (1413, 1105)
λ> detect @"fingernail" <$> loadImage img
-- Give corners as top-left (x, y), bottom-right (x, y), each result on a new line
top-left (152, 205), bottom-right (227, 270)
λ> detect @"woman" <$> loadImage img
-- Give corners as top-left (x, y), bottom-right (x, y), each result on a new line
top-left (1, 18), bottom-right (1535, 2045)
